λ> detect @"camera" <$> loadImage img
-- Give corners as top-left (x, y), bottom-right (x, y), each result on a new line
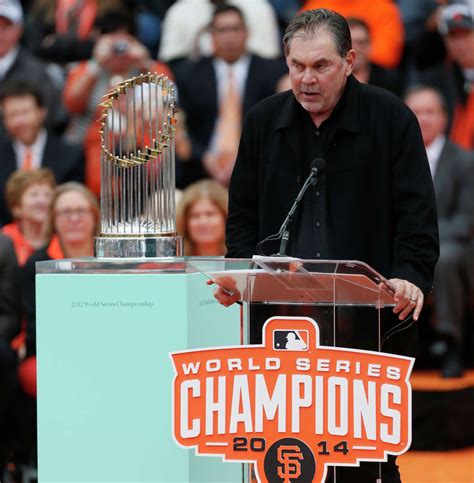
top-left (112, 40), bottom-right (129, 55)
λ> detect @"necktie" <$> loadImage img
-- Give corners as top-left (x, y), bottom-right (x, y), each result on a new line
top-left (22, 148), bottom-right (32, 170)
top-left (215, 66), bottom-right (242, 169)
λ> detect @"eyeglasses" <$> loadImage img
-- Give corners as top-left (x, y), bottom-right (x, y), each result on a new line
top-left (55, 207), bottom-right (92, 219)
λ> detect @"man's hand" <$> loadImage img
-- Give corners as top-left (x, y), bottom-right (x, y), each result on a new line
top-left (207, 277), bottom-right (241, 307)
top-left (383, 278), bottom-right (424, 321)
top-left (92, 34), bottom-right (115, 67)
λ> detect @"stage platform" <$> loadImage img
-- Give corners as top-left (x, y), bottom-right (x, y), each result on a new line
top-left (399, 446), bottom-right (474, 482)
top-left (398, 370), bottom-right (474, 481)
top-left (410, 369), bottom-right (474, 451)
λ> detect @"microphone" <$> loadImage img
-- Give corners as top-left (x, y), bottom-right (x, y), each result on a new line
top-left (309, 158), bottom-right (326, 184)
top-left (277, 158), bottom-right (326, 256)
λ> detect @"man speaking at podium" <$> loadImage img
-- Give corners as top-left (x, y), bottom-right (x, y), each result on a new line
top-left (218, 9), bottom-right (439, 481)
top-left (222, 8), bottom-right (438, 321)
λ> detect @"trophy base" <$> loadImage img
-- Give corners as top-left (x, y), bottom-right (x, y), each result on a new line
top-left (94, 235), bottom-right (183, 258)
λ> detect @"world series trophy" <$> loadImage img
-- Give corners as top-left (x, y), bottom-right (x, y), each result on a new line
top-left (94, 73), bottom-right (182, 258)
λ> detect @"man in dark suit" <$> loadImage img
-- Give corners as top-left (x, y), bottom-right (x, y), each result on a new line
top-left (0, 81), bottom-right (84, 226)
top-left (405, 85), bottom-right (474, 377)
top-left (173, 3), bottom-right (287, 187)
top-left (0, 0), bottom-right (65, 135)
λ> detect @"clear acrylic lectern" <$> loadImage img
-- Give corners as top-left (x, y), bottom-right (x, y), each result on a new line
top-left (189, 257), bottom-right (397, 352)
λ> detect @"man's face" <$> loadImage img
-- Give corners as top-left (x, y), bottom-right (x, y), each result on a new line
top-left (286, 30), bottom-right (355, 120)
top-left (405, 89), bottom-right (447, 147)
top-left (286, 30), bottom-right (355, 121)
top-left (444, 28), bottom-right (474, 68)
top-left (2, 95), bottom-right (46, 145)
top-left (0, 16), bottom-right (22, 57)
top-left (211, 10), bottom-right (248, 63)
top-left (349, 24), bottom-right (371, 72)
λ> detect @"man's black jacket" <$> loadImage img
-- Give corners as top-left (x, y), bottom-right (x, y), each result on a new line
top-left (226, 75), bottom-right (439, 296)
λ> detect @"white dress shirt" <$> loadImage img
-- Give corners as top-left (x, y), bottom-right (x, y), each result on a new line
top-left (213, 54), bottom-right (251, 103)
top-left (425, 134), bottom-right (446, 179)
top-left (13, 129), bottom-right (48, 170)
top-left (463, 68), bottom-right (474, 83)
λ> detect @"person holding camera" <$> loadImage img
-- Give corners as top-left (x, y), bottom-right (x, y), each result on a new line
top-left (63, 9), bottom-right (173, 197)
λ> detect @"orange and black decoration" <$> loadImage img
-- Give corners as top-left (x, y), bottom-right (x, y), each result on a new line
top-left (171, 317), bottom-right (414, 483)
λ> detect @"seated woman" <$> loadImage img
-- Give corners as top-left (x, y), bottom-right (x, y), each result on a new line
top-left (43, 181), bottom-right (99, 260)
top-left (2, 169), bottom-right (56, 266)
top-left (176, 179), bottom-right (228, 256)
top-left (21, 182), bottom-right (100, 393)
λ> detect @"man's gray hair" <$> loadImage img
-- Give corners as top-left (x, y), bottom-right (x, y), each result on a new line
top-left (283, 8), bottom-right (352, 58)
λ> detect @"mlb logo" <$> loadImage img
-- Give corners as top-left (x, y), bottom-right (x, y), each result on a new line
top-left (272, 330), bottom-right (308, 351)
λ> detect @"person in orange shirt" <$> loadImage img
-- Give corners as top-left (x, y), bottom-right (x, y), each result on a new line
top-left (20, 182), bottom-right (100, 395)
top-left (2, 169), bottom-right (56, 266)
top-left (300, 0), bottom-right (404, 69)
top-left (25, 0), bottom-right (125, 64)
top-left (438, 2), bottom-right (474, 150)
top-left (63, 9), bottom-right (173, 197)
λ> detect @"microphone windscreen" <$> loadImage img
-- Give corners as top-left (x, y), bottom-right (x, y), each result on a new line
top-left (311, 158), bottom-right (326, 174)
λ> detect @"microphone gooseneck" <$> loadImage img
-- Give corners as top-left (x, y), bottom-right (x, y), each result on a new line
top-left (277, 158), bottom-right (326, 256)
top-left (255, 158), bottom-right (326, 257)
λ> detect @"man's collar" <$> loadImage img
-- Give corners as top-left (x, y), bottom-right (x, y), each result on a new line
top-left (330, 74), bottom-right (361, 133)
top-left (276, 74), bottom-right (361, 133)
top-left (213, 54), bottom-right (251, 70)
top-left (275, 91), bottom-right (301, 130)
top-left (13, 128), bottom-right (47, 152)
top-left (426, 134), bottom-right (446, 162)
top-left (0, 46), bottom-right (19, 78)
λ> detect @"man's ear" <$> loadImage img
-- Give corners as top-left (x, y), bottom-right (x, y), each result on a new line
top-left (345, 49), bottom-right (356, 76)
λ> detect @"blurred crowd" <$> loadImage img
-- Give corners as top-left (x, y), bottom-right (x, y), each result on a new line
top-left (0, 0), bottom-right (473, 479)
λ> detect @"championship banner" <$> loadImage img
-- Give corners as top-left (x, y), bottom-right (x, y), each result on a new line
top-left (171, 317), bottom-right (414, 482)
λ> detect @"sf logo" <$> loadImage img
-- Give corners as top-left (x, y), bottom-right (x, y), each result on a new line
top-left (264, 438), bottom-right (316, 482)
top-left (277, 445), bottom-right (304, 482)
